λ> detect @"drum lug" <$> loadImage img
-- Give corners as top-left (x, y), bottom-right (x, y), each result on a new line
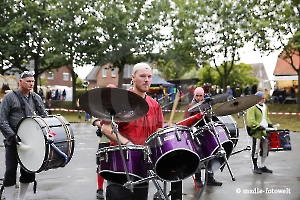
top-left (195, 137), bottom-right (202, 146)
top-left (175, 129), bottom-right (182, 141)
top-left (126, 148), bottom-right (129, 160)
top-left (105, 150), bottom-right (109, 162)
top-left (157, 136), bottom-right (163, 147)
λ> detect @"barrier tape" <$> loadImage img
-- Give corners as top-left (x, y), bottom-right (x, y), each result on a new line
top-left (46, 108), bottom-right (300, 115)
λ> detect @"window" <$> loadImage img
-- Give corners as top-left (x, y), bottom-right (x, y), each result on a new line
top-left (63, 73), bottom-right (69, 81)
top-left (102, 68), bottom-right (107, 77)
top-left (111, 68), bottom-right (116, 77)
top-left (48, 72), bottom-right (54, 80)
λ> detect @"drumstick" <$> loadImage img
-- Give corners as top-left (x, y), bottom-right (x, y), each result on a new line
top-left (168, 90), bottom-right (181, 124)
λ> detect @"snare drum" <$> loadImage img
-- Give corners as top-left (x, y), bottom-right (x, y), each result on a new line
top-left (16, 115), bottom-right (75, 173)
top-left (96, 145), bottom-right (148, 186)
top-left (193, 117), bottom-right (233, 172)
top-left (146, 126), bottom-right (200, 182)
top-left (267, 129), bottom-right (292, 151)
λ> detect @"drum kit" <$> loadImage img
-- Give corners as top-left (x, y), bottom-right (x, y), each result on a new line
top-left (78, 88), bottom-right (263, 200)
top-left (0, 86), bottom-right (283, 200)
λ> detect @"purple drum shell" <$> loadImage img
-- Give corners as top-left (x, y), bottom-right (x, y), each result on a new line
top-left (97, 145), bottom-right (148, 185)
top-left (146, 126), bottom-right (200, 182)
top-left (193, 124), bottom-right (233, 172)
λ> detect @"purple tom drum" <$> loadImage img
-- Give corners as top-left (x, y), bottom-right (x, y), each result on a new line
top-left (96, 145), bottom-right (148, 186)
top-left (193, 121), bottom-right (233, 172)
top-left (145, 126), bottom-right (200, 182)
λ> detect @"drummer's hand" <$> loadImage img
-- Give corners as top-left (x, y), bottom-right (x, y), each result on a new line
top-left (125, 141), bottom-right (133, 146)
top-left (166, 122), bottom-right (172, 127)
top-left (10, 134), bottom-right (20, 145)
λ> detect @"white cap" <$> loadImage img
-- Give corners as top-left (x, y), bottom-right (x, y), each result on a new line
top-left (132, 63), bottom-right (151, 75)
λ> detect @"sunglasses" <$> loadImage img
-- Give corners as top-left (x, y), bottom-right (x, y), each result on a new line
top-left (20, 71), bottom-right (35, 79)
top-left (195, 95), bottom-right (203, 97)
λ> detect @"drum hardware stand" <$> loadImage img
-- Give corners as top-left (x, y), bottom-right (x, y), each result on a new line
top-left (110, 116), bottom-right (134, 193)
top-left (231, 110), bottom-right (251, 155)
top-left (204, 106), bottom-right (236, 181)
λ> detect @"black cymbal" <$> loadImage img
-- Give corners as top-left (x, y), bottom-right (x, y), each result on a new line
top-left (188, 93), bottom-right (229, 113)
top-left (213, 95), bottom-right (262, 116)
top-left (79, 88), bottom-right (149, 122)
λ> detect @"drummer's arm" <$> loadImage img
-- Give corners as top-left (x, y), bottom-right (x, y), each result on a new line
top-left (0, 97), bottom-right (16, 140)
top-left (95, 122), bottom-right (130, 145)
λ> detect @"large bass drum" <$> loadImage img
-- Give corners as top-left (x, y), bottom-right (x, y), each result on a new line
top-left (16, 115), bottom-right (75, 173)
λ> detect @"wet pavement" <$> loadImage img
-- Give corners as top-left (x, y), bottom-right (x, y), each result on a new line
top-left (0, 122), bottom-right (299, 200)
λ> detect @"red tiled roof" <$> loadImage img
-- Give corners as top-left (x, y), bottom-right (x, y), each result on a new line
top-left (273, 53), bottom-right (299, 76)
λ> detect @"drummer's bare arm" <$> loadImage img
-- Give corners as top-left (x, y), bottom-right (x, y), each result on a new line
top-left (100, 123), bottom-right (130, 145)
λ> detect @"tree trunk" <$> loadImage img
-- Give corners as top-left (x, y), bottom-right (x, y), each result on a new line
top-left (71, 64), bottom-right (77, 109)
top-left (297, 72), bottom-right (300, 111)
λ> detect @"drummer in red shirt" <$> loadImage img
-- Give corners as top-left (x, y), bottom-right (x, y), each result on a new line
top-left (97, 62), bottom-right (164, 200)
top-left (183, 87), bottom-right (222, 187)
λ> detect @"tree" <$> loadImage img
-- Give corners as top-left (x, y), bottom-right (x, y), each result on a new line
top-left (86, 0), bottom-right (170, 88)
top-left (169, 0), bottom-right (255, 90)
top-left (250, 0), bottom-right (300, 110)
top-left (45, 0), bottom-right (98, 107)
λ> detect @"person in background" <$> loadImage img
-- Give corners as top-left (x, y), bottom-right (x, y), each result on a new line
top-left (157, 84), bottom-right (165, 104)
top-left (184, 87), bottom-right (222, 187)
top-left (278, 87), bottom-right (286, 104)
top-left (271, 86), bottom-right (280, 104)
top-left (235, 84), bottom-right (241, 98)
top-left (246, 91), bottom-right (273, 174)
top-left (0, 71), bottom-right (48, 200)
top-left (97, 62), bottom-right (164, 200)
top-left (62, 89), bottom-right (66, 100)
top-left (251, 84), bottom-right (258, 94)
top-left (290, 85), bottom-right (296, 98)
top-left (244, 85), bottom-right (251, 95)
top-left (44, 98), bottom-right (53, 115)
top-left (264, 88), bottom-right (269, 103)
top-left (225, 85), bottom-right (233, 101)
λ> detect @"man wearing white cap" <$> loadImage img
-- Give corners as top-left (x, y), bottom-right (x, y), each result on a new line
top-left (98, 62), bottom-right (164, 200)
top-left (247, 91), bottom-right (273, 174)
top-left (183, 87), bottom-right (222, 187)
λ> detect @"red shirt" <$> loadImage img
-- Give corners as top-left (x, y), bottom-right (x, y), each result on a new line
top-left (111, 94), bottom-right (164, 146)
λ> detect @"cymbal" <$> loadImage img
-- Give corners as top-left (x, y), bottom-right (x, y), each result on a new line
top-left (213, 95), bottom-right (262, 116)
top-left (188, 93), bottom-right (229, 113)
top-left (79, 88), bottom-right (149, 122)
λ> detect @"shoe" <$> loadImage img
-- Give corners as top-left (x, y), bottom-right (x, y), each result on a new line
top-left (96, 189), bottom-right (104, 199)
top-left (195, 179), bottom-right (203, 187)
top-left (207, 178), bottom-right (222, 186)
top-left (253, 167), bottom-right (262, 174)
top-left (259, 166), bottom-right (273, 173)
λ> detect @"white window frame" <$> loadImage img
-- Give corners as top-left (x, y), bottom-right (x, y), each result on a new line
top-left (102, 68), bottom-right (107, 77)
top-left (111, 68), bottom-right (116, 77)
top-left (63, 72), bottom-right (69, 81)
top-left (48, 72), bottom-right (54, 80)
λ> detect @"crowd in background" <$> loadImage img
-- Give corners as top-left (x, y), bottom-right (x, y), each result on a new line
top-left (148, 82), bottom-right (298, 110)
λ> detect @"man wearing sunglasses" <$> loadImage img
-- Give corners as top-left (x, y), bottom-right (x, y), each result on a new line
top-left (0, 71), bottom-right (48, 200)
top-left (183, 87), bottom-right (222, 187)
top-left (247, 91), bottom-right (273, 174)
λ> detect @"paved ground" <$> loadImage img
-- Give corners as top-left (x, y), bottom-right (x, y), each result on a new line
top-left (0, 122), bottom-right (299, 200)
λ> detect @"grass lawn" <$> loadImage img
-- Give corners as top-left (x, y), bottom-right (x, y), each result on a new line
top-left (53, 101), bottom-right (300, 132)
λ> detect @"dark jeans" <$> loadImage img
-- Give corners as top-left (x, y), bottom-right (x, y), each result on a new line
top-left (106, 183), bottom-right (149, 200)
top-left (3, 143), bottom-right (35, 186)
